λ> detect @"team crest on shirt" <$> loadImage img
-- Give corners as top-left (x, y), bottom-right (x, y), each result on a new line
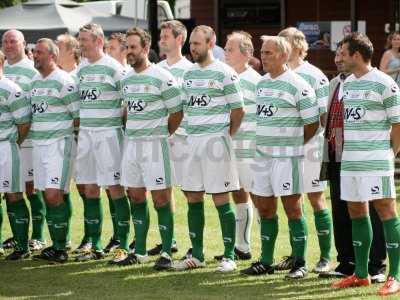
top-left (278, 91), bottom-right (285, 98)
top-left (144, 85), bottom-right (150, 92)
top-left (257, 88), bottom-right (274, 97)
top-left (99, 75), bottom-right (106, 82)
top-left (46, 89), bottom-right (53, 96)
top-left (208, 80), bottom-right (216, 88)
top-left (364, 91), bottom-right (371, 99)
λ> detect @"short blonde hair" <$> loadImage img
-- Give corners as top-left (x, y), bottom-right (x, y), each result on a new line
top-left (160, 20), bottom-right (187, 44)
top-left (191, 25), bottom-right (215, 43)
top-left (261, 35), bottom-right (292, 58)
top-left (37, 38), bottom-right (59, 58)
top-left (278, 27), bottom-right (308, 59)
top-left (79, 23), bottom-right (105, 41)
top-left (57, 33), bottom-right (80, 63)
top-left (227, 31), bottom-right (254, 56)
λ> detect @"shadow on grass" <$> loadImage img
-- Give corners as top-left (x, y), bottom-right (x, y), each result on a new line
top-left (0, 259), bottom-right (380, 300)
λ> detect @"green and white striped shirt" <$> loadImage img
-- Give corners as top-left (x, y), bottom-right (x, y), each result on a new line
top-left (30, 69), bottom-right (79, 145)
top-left (341, 68), bottom-right (400, 176)
top-left (182, 60), bottom-right (244, 136)
top-left (294, 61), bottom-right (329, 115)
top-left (232, 67), bottom-right (261, 160)
top-left (77, 55), bottom-right (124, 130)
top-left (255, 69), bottom-right (319, 158)
top-left (0, 77), bottom-right (31, 142)
top-left (4, 57), bottom-right (38, 146)
top-left (121, 64), bottom-right (183, 139)
top-left (158, 57), bottom-right (193, 135)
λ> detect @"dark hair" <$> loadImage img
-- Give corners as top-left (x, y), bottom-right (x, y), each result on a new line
top-left (341, 32), bottom-right (373, 62)
top-left (126, 27), bottom-right (151, 48)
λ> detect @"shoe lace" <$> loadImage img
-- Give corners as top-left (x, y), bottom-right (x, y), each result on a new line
top-left (383, 277), bottom-right (395, 288)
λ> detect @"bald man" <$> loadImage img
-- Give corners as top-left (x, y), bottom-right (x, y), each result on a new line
top-left (1, 30), bottom-right (46, 253)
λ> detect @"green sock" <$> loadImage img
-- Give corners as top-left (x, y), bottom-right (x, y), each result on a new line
top-left (288, 217), bottom-right (308, 262)
top-left (314, 209), bottom-right (332, 260)
top-left (0, 199), bottom-right (3, 246)
top-left (188, 202), bottom-right (204, 261)
top-left (216, 202), bottom-right (236, 260)
top-left (108, 195), bottom-right (118, 240)
top-left (27, 192), bottom-right (46, 242)
top-left (113, 196), bottom-right (130, 250)
top-left (48, 202), bottom-right (69, 251)
top-left (352, 216), bottom-right (372, 279)
top-left (383, 217), bottom-right (400, 281)
top-left (6, 200), bottom-right (17, 240)
top-left (85, 198), bottom-right (103, 251)
top-left (131, 201), bottom-right (149, 255)
top-left (45, 202), bottom-right (55, 246)
top-left (82, 197), bottom-right (91, 243)
top-left (260, 216), bottom-right (279, 265)
top-left (156, 202), bottom-right (174, 256)
top-left (63, 193), bottom-right (72, 243)
top-left (7, 199), bottom-right (29, 251)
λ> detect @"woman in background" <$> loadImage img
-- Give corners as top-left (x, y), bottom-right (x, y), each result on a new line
top-left (380, 31), bottom-right (400, 86)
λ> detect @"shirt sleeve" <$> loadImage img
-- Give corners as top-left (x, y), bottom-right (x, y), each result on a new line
top-left (9, 87), bottom-right (31, 125)
top-left (315, 75), bottom-right (329, 115)
top-left (223, 70), bottom-right (244, 109)
top-left (160, 73), bottom-right (183, 114)
top-left (60, 78), bottom-right (80, 119)
top-left (382, 81), bottom-right (400, 124)
top-left (297, 83), bottom-right (319, 125)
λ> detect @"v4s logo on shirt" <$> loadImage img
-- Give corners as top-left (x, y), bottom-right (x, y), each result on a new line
top-left (31, 102), bottom-right (48, 114)
top-left (127, 99), bottom-right (146, 113)
top-left (344, 106), bottom-right (366, 122)
top-left (80, 88), bottom-right (101, 102)
top-left (188, 94), bottom-right (211, 107)
top-left (256, 104), bottom-right (278, 118)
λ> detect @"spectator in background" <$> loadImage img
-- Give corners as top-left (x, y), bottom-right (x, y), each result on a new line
top-left (380, 31), bottom-right (400, 86)
top-left (249, 56), bottom-right (263, 74)
top-left (24, 46), bottom-right (33, 60)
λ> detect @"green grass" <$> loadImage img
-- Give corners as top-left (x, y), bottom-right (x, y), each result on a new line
top-left (0, 185), bottom-right (399, 300)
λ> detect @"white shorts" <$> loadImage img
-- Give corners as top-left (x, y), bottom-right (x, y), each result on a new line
top-left (121, 137), bottom-right (174, 190)
top-left (252, 157), bottom-right (304, 197)
top-left (75, 128), bottom-right (123, 187)
top-left (0, 141), bottom-right (24, 193)
top-left (20, 147), bottom-right (34, 183)
top-left (341, 175), bottom-right (396, 202)
top-left (169, 134), bottom-right (188, 187)
top-left (236, 159), bottom-right (254, 192)
top-left (303, 130), bottom-right (326, 193)
top-left (33, 136), bottom-right (74, 192)
top-left (181, 134), bottom-right (240, 194)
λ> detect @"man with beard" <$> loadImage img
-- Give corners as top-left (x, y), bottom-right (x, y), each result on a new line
top-left (30, 39), bottom-right (79, 263)
top-left (1, 30), bottom-right (45, 253)
top-left (114, 27), bottom-right (183, 269)
top-left (173, 25), bottom-right (244, 273)
top-left (74, 23), bottom-right (130, 263)
top-left (0, 49), bottom-right (31, 260)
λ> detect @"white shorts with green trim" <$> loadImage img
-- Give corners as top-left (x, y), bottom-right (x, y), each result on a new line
top-left (340, 175), bottom-right (396, 202)
top-left (169, 134), bottom-right (188, 187)
top-left (33, 136), bottom-right (74, 192)
top-left (303, 131), bottom-right (326, 193)
top-left (75, 128), bottom-right (123, 187)
top-left (20, 146), bottom-right (34, 183)
top-left (181, 134), bottom-right (240, 194)
top-left (251, 157), bottom-right (304, 197)
top-left (236, 159), bottom-right (254, 192)
top-left (0, 140), bottom-right (24, 193)
top-left (121, 137), bottom-right (174, 190)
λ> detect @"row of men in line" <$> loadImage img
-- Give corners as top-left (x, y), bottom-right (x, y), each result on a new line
top-left (0, 21), bottom-right (399, 296)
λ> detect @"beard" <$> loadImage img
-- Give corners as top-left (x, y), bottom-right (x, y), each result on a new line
top-left (191, 50), bottom-right (208, 64)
